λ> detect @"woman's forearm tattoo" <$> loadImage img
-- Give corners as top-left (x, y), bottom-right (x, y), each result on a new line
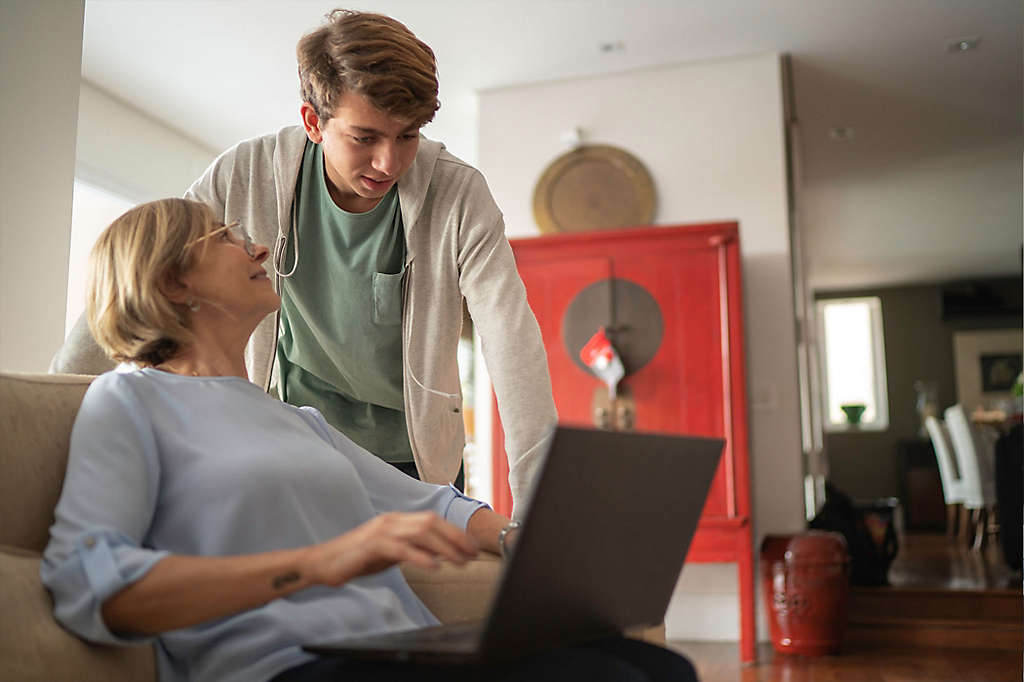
top-left (272, 571), bottom-right (301, 590)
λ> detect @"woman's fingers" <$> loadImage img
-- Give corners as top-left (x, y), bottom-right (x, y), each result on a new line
top-left (312, 512), bottom-right (480, 586)
top-left (376, 512), bottom-right (478, 564)
top-left (403, 513), bottom-right (479, 563)
top-left (378, 536), bottom-right (445, 570)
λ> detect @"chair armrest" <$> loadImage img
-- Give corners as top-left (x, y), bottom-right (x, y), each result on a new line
top-left (401, 554), bottom-right (502, 623)
top-left (0, 547), bottom-right (156, 682)
top-left (400, 554), bottom-right (666, 645)
top-left (3, 544), bottom-right (663, 682)
top-left (625, 623), bottom-right (667, 646)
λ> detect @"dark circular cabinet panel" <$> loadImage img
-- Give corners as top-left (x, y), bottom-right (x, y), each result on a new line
top-left (532, 145), bottom-right (656, 234)
top-left (562, 278), bottom-right (664, 376)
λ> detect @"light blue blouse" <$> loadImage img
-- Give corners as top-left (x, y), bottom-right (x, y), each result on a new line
top-left (41, 368), bottom-right (487, 682)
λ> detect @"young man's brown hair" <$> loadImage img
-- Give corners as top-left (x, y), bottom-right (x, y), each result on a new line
top-left (296, 9), bottom-right (440, 126)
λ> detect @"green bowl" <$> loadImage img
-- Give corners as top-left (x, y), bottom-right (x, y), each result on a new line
top-left (840, 403), bottom-right (866, 424)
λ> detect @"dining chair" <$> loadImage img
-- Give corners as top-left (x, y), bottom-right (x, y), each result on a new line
top-left (924, 416), bottom-right (965, 542)
top-left (944, 404), bottom-right (997, 551)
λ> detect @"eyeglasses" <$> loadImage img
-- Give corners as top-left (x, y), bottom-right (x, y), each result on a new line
top-left (185, 220), bottom-right (257, 257)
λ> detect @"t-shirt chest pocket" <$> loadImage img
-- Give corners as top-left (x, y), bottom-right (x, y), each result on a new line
top-left (372, 266), bottom-right (405, 325)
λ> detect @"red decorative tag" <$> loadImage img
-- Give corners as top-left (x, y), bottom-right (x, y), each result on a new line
top-left (580, 327), bottom-right (624, 398)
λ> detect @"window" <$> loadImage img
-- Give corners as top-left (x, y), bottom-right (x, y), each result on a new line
top-left (816, 297), bottom-right (889, 431)
top-left (65, 180), bottom-right (135, 337)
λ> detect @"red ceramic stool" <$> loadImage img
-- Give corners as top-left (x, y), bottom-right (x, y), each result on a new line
top-left (760, 531), bottom-right (850, 656)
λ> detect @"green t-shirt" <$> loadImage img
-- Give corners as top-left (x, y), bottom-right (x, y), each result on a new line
top-left (277, 141), bottom-right (411, 462)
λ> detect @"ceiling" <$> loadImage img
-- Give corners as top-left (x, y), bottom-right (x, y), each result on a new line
top-left (81, 0), bottom-right (1023, 290)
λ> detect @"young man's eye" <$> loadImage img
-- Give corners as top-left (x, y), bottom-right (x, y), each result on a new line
top-left (401, 133), bottom-right (419, 141)
top-left (351, 136), bottom-right (374, 145)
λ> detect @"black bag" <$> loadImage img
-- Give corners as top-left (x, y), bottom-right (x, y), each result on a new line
top-left (809, 483), bottom-right (897, 586)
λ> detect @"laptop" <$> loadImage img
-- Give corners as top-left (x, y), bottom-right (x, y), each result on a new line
top-left (304, 425), bottom-right (724, 665)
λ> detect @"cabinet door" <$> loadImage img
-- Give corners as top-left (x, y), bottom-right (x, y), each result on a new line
top-left (604, 245), bottom-right (732, 519)
top-left (518, 256), bottom-right (612, 424)
top-left (494, 225), bottom-right (746, 522)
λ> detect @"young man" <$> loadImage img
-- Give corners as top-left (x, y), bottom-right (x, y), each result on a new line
top-left (53, 9), bottom-right (556, 516)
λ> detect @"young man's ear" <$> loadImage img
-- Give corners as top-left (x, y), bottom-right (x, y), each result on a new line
top-left (300, 102), bottom-right (324, 144)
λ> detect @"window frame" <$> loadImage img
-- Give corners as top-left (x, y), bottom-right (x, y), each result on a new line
top-left (65, 178), bottom-right (137, 337)
top-left (816, 296), bottom-right (890, 433)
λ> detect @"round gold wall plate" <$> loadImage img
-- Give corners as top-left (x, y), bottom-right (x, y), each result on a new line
top-left (532, 145), bottom-right (656, 234)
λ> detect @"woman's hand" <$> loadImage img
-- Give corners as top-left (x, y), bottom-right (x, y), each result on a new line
top-left (305, 511), bottom-right (479, 587)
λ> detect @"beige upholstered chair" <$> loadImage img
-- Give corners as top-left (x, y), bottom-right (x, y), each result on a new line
top-left (0, 372), bottom-right (661, 682)
top-left (0, 372), bottom-right (502, 682)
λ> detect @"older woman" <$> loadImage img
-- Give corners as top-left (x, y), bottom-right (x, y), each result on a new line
top-left (42, 198), bottom-right (696, 682)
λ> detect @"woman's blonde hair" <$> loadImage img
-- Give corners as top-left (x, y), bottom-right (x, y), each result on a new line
top-left (87, 198), bottom-right (216, 367)
top-left (296, 9), bottom-right (439, 126)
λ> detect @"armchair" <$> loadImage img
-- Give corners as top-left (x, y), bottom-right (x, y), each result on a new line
top-left (0, 372), bottom-right (662, 682)
top-left (0, 372), bottom-right (502, 682)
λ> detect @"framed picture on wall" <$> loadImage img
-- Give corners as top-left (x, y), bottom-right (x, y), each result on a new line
top-left (952, 329), bottom-right (1023, 411)
top-left (980, 353), bottom-right (1022, 392)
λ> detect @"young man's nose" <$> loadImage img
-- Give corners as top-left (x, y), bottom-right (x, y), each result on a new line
top-left (371, 142), bottom-right (399, 176)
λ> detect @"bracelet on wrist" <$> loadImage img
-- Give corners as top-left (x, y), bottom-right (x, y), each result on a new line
top-left (497, 521), bottom-right (521, 558)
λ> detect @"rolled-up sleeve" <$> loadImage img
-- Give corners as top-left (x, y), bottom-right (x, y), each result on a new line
top-left (41, 529), bottom-right (167, 645)
top-left (40, 373), bottom-right (167, 645)
top-left (296, 406), bottom-right (489, 529)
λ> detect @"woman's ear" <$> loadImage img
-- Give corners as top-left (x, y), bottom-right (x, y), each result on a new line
top-left (159, 271), bottom-right (190, 306)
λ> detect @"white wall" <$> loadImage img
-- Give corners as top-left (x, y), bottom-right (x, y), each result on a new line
top-left (76, 80), bottom-right (218, 202)
top-left (804, 135), bottom-right (1023, 290)
top-left (0, 14), bottom-right (218, 373)
top-left (61, 83), bottom-right (219, 335)
top-left (478, 53), bottom-right (806, 641)
top-left (0, 1), bottom-right (85, 373)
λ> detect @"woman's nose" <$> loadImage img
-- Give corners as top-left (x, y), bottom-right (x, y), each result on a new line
top-left (252, 242), bottom-right (270, 263)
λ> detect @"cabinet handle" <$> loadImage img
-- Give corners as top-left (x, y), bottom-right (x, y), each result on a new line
top-left (616, 402), bottom-right (635, 431)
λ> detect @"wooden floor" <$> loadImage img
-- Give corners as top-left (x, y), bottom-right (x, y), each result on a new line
top-left (668, 641), bottom-right (1023, 682)
top-left (669, 533), bottom-right (1023, 681)
top-left (887, 532), bottom-right (1020, 591)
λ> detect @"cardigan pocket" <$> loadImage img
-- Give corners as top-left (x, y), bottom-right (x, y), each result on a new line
top-left (373, 268), bottom-right (405, 325)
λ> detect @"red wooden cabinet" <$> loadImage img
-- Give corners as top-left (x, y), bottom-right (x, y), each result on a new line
top-left (491, 223), bottom-right (755, 662)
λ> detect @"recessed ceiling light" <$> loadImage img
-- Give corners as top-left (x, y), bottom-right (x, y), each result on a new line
top-left (946, 36), bottom-right (980, 53)
top-left (829, 127), bottom-right (855, 142)
top-left (599, 41), bottom-right (625, 53)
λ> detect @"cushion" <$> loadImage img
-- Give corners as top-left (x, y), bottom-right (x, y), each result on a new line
top-left (0, 374), bottom-right (93, 551)
top-left (0, 547), bottom-right (155, 682)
